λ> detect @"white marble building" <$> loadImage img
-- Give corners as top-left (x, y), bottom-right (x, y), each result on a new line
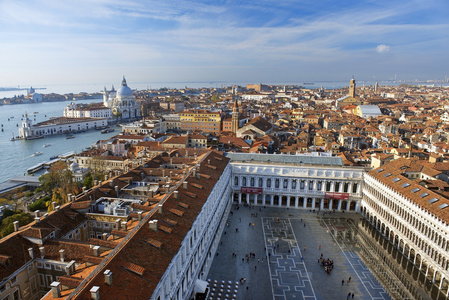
top-left (228, 153), bottom-right (365, 212)
top-left (103, 77), bottom-right (141, 120)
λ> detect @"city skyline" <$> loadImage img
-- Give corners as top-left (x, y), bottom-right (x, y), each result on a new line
top-left (1, 0), bottom-right (448, 86)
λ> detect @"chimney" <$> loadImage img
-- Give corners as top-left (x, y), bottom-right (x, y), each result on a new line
top-left (90, 286), bottom-right (100, 300)
top-left (109, 180), bottom-right (114, 188)
top-left (149, 220), bottom-right (158, 232)
top-left (65, 261), bottom-right (75, 276)
top-left (121, 221), bottom-right (127, 231)
top-left (194, 154), bottom-right (197, 160)
top-left (43, 213), bottom-right (49, 219)
top-left (94, 180), bottom-right (98, 186)
top-left (162, 169), bottom-right (165, 177)
top-left (72, 195), bottom-right (76, 202)
top-left (68, 193), bottom-right (72, 202)
top-left (56, 206), bottom-right (60, 211)
top-left (59, 249), bottom-right (65, 262)
top-left (115, 186), bottom-right (119, 197)
top-left (115, 219), bottom-right (121, 229)
top-left (13, 221), bottom-right (19, 232)
top-left (52, 201), bottom-right (56, 210)
top-left (105, 174), bottom-right (108, 181)
top-left (28, 248), bottom-right (34, 259)
top-left (196, 172), bottom-right (200, 180)
top-left (183, 181), bottom-right (188, 190)
top-left (104, 270), bottom-right (113, 286)
top-left (39, 246), bottom-right (45, 259)
top-left (208, 159), bottom-right (210, 164)
top-left (158, 204), bottom-right (163, 215)
top-left (170, 158), bottom-right (173, 165)
top-left (103, 233), bottom-right (108, 240)
top-left (186, 150), bottom-right (189, 157)
top-left (35, 210), bottom-right (40, 218)
top-left (170, 171), bottom-right (173, 178)
top-left (150, 170), bottom-right (153, 176)
top-left (148, 190), bottom-right (153, 198)
top-left (174, 191), bottom-right (179, 199)
top-left (193, 169), bottom-right (196, 177)
top-left (93, 246), bottom-right (100, 257)
top-left (82, 187), bottom-right (86, 193)
top-left (51, 282), bottom-right (61, 298)
top-left (165, 185), bottom-right (169, 194)
top-left (138, 211), bottom-right (142, 221)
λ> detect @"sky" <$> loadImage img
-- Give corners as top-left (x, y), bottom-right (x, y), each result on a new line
top-left (1, 0), bottom-right (449, 87)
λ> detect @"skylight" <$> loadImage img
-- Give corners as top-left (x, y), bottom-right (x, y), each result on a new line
top-left (402, 183), bottom-right (411, 188)
top-left (420, 193), bottom-right (429, 198)
top-left (429, 198), bottom-right (439, 204)
top-left (376, 168), bottom-right (384, 173)
top-left (439, 203), bottom-right (449, 209)
top-left (411, 188), bottom-right (420, 193)
top-left (384, 173), bottom-right (391, 177)
top-left (392, 178), bottom-right (401, 182)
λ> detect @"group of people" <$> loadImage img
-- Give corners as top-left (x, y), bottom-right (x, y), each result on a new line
top-left (318, 253), bottom-right (334, 274)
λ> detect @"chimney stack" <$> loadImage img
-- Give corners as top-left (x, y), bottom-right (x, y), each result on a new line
top-left (28, 248), bottom-right (34, 259)
top-left (104, 270), bottom-right (113, 286)
top-left (115, 186), bottom-right (119, 197)
top-left (51, 282), bottom-right (61, 298)
top-left (56, 206), bottom-right (60, 211)
top-left (52, 201), bottom-right (57, 210)
top-left (174, 191), bottom-right (179, 199)
top-left (13, 221), bottom-right (19, 232)
top-left (138, 211), bottom-right (142, 221)
top-left (68, 194), bottom-right (72, 202)
top-left (90, 286), bottom-right (100, 300)
top-left (39, 246), bottom-right (45, 259)
top-left (93, 246), bottom-right (100, 257)
top-left (121, 221), bottom-right (127, 231)
top-left (59, 249), bottom-right (65, 262)
top-left (149, 220), bottom-right (158, 232)
top-left (103, 233), bottom-right (108, 240)
top-left (183, 181), bottom-right (188, 190)
top-left (165, 185), bottom-right (169, 194)
top-left (158, 204), bottom-right (163, 215)
top-left (35, 210), bottom-right (40, 218)
top-left (193, 169), bottom-right (196, 178)
top-left (115, 219), bottom-right (121, 230)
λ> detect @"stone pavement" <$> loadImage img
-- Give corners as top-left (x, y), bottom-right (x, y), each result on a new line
top-left (206, 205), bottom-right (391, 300)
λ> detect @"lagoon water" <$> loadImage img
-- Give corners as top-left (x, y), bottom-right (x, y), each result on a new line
top-left (0, 99), bottom-right (118, 183)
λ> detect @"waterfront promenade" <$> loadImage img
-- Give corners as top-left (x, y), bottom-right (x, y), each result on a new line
top-left (207, 206), bottom-right (390, 300)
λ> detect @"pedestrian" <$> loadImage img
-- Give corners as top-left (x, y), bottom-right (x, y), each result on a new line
top-left (347, 279), bottom-right (350, 285)
top-left (255, 265), bottom-right (257, 271)
top-left (239, 218), bottom-right (241, 222)
top-left (352, 293), bottom-right (354, 299)
top-left (304, 223), bottom-right (306, 227)
top-left (304, 246), bottom-right (306, 251)
top-left (246, 286), bottom-right (249, 290)
top-left (249, 222), bottom-right (251, 226)
top-left (341, 280), bottom-right (344, 286)
top-left (319, 245), bottom-right (321, 250)
top-left (301, 256), bottom-right (304, 261)
top-left (348, 277), bottom-right (351, 283)
top-left (347, 293), bottom-right (351, 299)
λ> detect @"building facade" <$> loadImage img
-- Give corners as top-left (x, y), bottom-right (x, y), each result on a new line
top-left (103, 77), bottom-right (141, 120)
top-left (179, 110), bottom-right (221, 133)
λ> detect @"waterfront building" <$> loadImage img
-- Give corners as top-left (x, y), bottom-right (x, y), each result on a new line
top-left (18, 115), bottom-right (108, 139)
top-left (103, 77), bottom-right (141, 120)
top-left (63, 102), bottom-right (112, 119)
top-left (362, 158), bottom-right (449, 298)
top-left (121, 118), bottom-right (166, 134)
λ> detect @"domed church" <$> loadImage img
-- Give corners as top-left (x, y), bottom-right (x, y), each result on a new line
top-left (103, 77), bottom-right (141, 120)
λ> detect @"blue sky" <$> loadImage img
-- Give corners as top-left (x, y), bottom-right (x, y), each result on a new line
top-left (1, 0), bottom-right (448, 87)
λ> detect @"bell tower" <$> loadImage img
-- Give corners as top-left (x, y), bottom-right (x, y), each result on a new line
top-left (349, 76), bottom-right (356, 98)
top-left (231, 86), bottom-right (239, 134)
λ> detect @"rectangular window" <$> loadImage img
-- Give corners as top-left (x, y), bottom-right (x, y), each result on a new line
top-left (45, 275), bottom-right (53, 287)
top-left (39, 274), bottom-right (45, 287)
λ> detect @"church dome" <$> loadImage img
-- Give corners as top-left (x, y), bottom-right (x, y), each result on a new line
top-left (116, 76), bottom-right (133, 96)
top-left (70, 162), bottom-right (79, 171)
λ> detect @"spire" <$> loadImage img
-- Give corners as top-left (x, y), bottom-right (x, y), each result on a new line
top-left (122, 76), bottom-right (127, 87)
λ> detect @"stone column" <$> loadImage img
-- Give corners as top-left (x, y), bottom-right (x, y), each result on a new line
top-left (337, 200), bottom-right (342, 211)
top-left (320, 198), bottom-right (324, 210)
top-left (303, 199), bottom-right (307, 209)
top-left (329, 199), bottom-right (333, 210)
top-left (295, 196), bottom-right (299, 208)
top-left (238, 193), bottom-right (242, 204)
top-left (311, 198), bottom-right (316, 209)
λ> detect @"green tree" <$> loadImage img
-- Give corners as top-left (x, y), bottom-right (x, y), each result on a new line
top-left (210, 95), bottom-right (221, 103)
top-left (29, 195), bottom-right (51, 212)
top-left (0, 213), bottom-right (34, 237)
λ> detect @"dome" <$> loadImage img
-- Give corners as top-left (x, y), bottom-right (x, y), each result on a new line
top-left (70, 162), bottom-right (79, 171)
top-left (116, 76), bottom-right (133, 97)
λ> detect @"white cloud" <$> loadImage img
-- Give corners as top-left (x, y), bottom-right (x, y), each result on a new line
top-left (376, 44), bottom-right (391, 53)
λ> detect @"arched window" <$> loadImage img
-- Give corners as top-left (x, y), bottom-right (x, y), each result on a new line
top-left (267, 179), bottom-right (271, 188)
top-left (283, 180), bottom-right (288, 189)
top-left (258, 178), bottom-right (263, 187)
top-left (234, 176), bottom-right (239, 186)
top-left (242, 177), bottom-right (247, 186)
top-left (275, 179), bottom-right (280, 188)
top-left (292, 180), bottom-right (297, 189)
top-left (250, 177), bottom-right (255, 187)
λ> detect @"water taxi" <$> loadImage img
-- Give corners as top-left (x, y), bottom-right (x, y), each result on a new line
top-left (43, 144), bottom-right (52, 147)
top-left (66, 135), bottom-right (75, 139)
top-left (32, 152), bottom-right (43, 156)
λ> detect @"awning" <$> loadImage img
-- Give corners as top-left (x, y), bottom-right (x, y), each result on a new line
top-left (194, 279), bottom-right (209, 294)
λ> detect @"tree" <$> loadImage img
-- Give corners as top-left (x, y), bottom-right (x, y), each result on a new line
top-left (210, 95), bottom-right (221, 103)
top-left (0, 213), bottom-right (34, 237)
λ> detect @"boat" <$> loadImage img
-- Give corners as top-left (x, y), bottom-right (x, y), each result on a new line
top-left (27, 162), bottom-right (45, 174)
top-left (32, 152), bottom-right (43, 156)
top-left (33, 112), bottom-right (39, 114)
top-left (50, 155), bottom-right (59, 160)
top-left (43, 144), bottom-right (52, 147)
top-left (101, 127), bottom-right (115, 134)
top-left (66, 135), bottom-right (75, 139)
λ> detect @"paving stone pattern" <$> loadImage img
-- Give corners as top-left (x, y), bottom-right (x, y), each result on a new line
top-left (206, 206), bottom-right (391, 300)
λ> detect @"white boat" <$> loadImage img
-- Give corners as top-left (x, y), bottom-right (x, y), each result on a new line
top-left (43, 144), bottom-right (52, 147)
top-left (32, 152), bottom-right (43, 156)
